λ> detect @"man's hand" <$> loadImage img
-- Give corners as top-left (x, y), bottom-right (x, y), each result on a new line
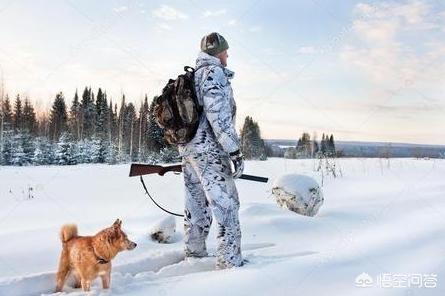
top-left (229, 150), bottom-right (244, 179)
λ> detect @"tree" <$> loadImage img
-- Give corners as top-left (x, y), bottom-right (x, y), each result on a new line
top-left (49, 92), bottom-right (68, 141)
top-left (1, 94), bottom-right (13, 128)
top-left (296, 132), bottom-right (311, 158)
top-left (55, 133), bottom-right (74, 165)
top-left (138, 95), bottom-right (150, 161)
top-left (69, 90), bottom-right (81, 141)
top-left (80, 87), bottom-right (95, 139)
top-left (13, 94), bottom-right (23, 132)
top-left (123, 102), bottom-right (138, 161)
top-left (0, 128), bottom-right (13, 165)
top-left (328, 134), bottom-right (336, 155)
top-left (240, 116), bottom-right (267, 160)
top-left (320, 133), bottom-right (327, 154)
top-left (147, 96), bottom-right (166, 153)
top-left (1, 95), bottom-right (13, 164)
top-left (22, 98), bottom-right (37, 135)
top-left (95, 88), bottom-right (109, 139)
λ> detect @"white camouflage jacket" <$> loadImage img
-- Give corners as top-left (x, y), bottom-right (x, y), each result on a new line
top-left (178, 52), bottom-right (240, 157)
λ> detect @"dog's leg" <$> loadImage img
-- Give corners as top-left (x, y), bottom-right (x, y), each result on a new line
top-left (55, 250), bottom-right (70, 292)
top-left (101, 269), bottom-right (111, 289)
top-left (81, 278), bottom-right (91, 292)
top-left (72, 273), bottom-right (81, 289)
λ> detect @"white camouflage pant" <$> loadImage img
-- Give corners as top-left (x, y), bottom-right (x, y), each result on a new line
top-left (182, 149), bottom-right (243, 269)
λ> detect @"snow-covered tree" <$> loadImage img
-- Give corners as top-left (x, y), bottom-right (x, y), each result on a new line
top-left (13, 94), bottom-right (23, 132)
top-left (32, 138), bottom-right (46, 165)
top-left (240, 116), bottom-right (267, 160)
top-left (11, 133), bottom-right (26, 166)
top-left (55, 133), bottom-right (76, 165)
top-left (81, 87), bottom-right (96, 140)
top-left (49, 92), bottom-right (68, 142)
top-left (147, 96), bottom-right (166, 153)
top-left (69, 90), bottom-right (82, 141)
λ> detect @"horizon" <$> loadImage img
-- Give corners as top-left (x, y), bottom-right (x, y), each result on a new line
top-left (1, 0), bottom-right (444, 145)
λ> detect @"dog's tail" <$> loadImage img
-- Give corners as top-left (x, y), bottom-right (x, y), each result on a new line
top-left (60, 224), bottom-right (78, 243)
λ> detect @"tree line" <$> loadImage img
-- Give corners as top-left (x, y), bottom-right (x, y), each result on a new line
top-left (283, 132), bottom-right (336, 159)
top-left (0, 88), bottom-right (271, 166)
top-left (0, 88), bottom-right (176, 166)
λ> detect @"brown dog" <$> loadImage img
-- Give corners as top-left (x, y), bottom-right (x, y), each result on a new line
top-left (55, 219), bottom-right (137, 292)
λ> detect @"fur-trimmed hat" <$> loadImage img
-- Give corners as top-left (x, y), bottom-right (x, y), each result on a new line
top-left (200, 32), bottom-right (229, 56)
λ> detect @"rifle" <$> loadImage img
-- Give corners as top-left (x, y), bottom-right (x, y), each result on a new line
top-left (129, 163), bottom-right (269, 183)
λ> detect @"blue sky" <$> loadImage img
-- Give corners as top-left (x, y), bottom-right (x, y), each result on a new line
top-left (0, 0), bottom-right (444, 144)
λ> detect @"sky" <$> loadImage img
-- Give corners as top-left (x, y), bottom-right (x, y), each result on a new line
top-left (0, 0), bottom-right (444, 145)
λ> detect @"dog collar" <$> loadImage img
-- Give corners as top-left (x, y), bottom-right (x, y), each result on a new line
top-left (96, 257), bottom-right (109, 264)
top-left (93, 248), bottom-right (110, 264)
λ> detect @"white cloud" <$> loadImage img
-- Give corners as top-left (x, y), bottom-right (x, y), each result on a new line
top-left (340, 1), bottom-right (445, 87)
top-left (152, 5), bottom-right (188, 21)
top-left (113, 6), bottom-right (128, 13)
top-left (202, 9), bottom-right (226, 18)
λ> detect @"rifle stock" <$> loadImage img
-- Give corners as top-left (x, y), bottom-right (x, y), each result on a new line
top-left (129, 163), bottom-right (268, 183)
top-left (129, 163), bottom-right (182, 177)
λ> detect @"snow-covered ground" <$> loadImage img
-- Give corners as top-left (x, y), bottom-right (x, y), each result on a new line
top-left (0, 157), bottom-right (444, 296)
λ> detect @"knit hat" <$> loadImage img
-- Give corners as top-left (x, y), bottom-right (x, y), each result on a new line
top-left (200, 32), bottom-right (229, 56)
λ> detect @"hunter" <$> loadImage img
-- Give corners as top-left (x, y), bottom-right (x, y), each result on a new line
top-left (177, 32), bottom-right (245, 269)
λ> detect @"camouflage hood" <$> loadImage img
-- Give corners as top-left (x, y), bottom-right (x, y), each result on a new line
top-left (195, 51), bottom-right (235, 79)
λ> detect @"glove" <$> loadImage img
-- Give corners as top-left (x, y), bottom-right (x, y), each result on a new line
top-left (229, 150), bottom-right (244, 179)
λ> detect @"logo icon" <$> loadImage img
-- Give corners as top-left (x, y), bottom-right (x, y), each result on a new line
top-left (355, 272), bottom-right (374, 288)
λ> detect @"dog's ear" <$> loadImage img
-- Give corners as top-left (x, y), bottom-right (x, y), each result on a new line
top-left (113, 219), bottom-right (122, 228)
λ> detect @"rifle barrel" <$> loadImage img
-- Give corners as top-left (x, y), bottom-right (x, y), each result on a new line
top-left (129, 163), bottom-right (268, 183)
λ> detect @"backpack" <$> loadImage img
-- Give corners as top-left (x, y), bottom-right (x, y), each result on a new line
top-left (154, 66), bottom-right (204, 145)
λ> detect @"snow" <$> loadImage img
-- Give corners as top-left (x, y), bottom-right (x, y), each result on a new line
top-left (272, 174), bottom-right (323, 216)
top-left (0, 157), bottom-right (444, 296)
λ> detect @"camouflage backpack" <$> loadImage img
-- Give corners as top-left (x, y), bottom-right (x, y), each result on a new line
top-left (154, 66), bottom-right (204, 145)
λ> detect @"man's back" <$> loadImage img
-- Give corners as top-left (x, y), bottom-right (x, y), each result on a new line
top-left (177, 51), bottom-right (239, 157)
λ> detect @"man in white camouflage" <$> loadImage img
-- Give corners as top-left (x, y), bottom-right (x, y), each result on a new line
top-left (178, 32), bottom-right (245, 269)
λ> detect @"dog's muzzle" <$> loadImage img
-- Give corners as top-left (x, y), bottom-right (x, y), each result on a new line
top-left (128, 241), bottom-right (137, 250)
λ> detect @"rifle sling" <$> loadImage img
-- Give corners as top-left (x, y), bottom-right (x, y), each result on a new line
top-left (139, 176), bottom-right (184, 217)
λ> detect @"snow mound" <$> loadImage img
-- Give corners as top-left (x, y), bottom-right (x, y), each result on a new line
top-left (149, 216), bottom-right (176, 243)
top-left (271, 174), bottom-right (323, 216)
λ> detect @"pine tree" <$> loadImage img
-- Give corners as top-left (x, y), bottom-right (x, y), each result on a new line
top-left (138, 96), bottom-right (150, 161)
top-left (95, 88), bottom-right (109, 139)
top-left (13, 94), bottom-right (23, 132)
top-left (55, 133), bottom-right (73, 165)
top-left (320, 133), bottom-right (327, 154)
top-left (1, 95), bottom-right (13, 129)
top-left (296, 132), bottom-right (311, 158)
top-left (117, 95), bottom-right (126, 161)
top-left (22, 98), bottom-right (37, 135)
top-left (69, 90), bottom-right (81, 141)
top-left (21, 131), bottom-right (35, 165)
top-left (1, 95), bottom-right (13, 164)
top-left (94, 88), bottom-right (110, 161)
top-left (124, 102), bottom-right (138, 161)
top-left (32, 137), bottom-right (46, 165)
top-left (147, 96), bottom-right (166, 153)
top-left (240, 116), bottom-right (267, 160)
top-left (49, 92), bottom-right (68, 141)
top-left (1, 129), bottom-right (13, 165)
top-left (80, 87), bottom-right (96, 139)
top-left (328, 134), bottom-right (336, 156)
top-left (11, 133), bottom-right (26, 166)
